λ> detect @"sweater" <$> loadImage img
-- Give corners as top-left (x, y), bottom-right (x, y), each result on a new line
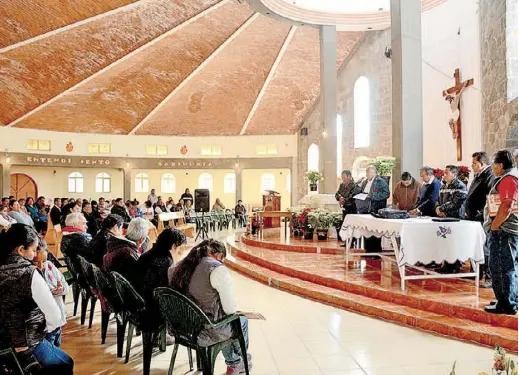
top-left (393, 178), bottom-right (422, 211)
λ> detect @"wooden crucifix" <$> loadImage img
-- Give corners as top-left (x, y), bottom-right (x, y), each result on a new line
top-left (442, 69), bottom-right (474, 161)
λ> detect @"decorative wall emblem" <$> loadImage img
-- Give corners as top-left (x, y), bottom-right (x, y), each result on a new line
top-left (180, 145), bottom-right (188, 155)
top-left (66, 142), bottom-right (74, 152)
top-left (436, 226), bottom-right (452, 239)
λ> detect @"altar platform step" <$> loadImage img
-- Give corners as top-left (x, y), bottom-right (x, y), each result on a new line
top-left (225, 253), bottom-right (517, 352)
top-left (226, 233), bottom-right (518, 351)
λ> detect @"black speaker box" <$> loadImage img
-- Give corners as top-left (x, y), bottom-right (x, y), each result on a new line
top-left (194, 189), bottom-right (210, 213)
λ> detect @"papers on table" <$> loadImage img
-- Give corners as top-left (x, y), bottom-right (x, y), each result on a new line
top-left (353, 193), bottom-right (368, 201)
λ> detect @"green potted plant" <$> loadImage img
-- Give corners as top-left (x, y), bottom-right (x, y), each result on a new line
top-left (305, 171), bottom-right (323, 192)
top-left (330, 212), bottom-right (344, 240)
top-left (368, 156), bottom-right (396, 184)
top-left (307, 209), bottom-right (333, 240)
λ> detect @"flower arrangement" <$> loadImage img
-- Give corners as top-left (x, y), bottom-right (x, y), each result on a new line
top-left (451, 345), bottom-right (517, 375)
top-left (330, 212), bottom-right (344, 228)
top-left (433, 168), bottom-right (445, 180)
top-left (457, 165), bottom-right (470, 185)
top-left (293, 208), bottom-right (313, 230)
top-left (368, 156), bottom-right (397, 176)
top-left (307, 209), bottom-right (334, 230)
top-left (305, 171), bottom-right (324, 185)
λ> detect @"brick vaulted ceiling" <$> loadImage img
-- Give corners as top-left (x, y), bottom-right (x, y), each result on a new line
top-left (0, 0), bottom-right (363, 136)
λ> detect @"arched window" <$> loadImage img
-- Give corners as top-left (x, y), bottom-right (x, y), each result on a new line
top-left (135, 173), bottom-right (149, 193)
top-left (224, 173), bottom-right (236, 194)
top-left (260, 173), bottom-right (275, 193)
top-left (68, 172), bottom-right (84, 193)
top-left (161, 173), bottom-right (176, 193)
top-left (354, 76), bottom-right (370, 148)
top-left (308, 144), bottom-right (319, 171)
top-left (198, 173), bottom-right (213, 192)
top-left (286, 174), bottom-right (291, 193)
top-left (337, 114), bottom-right (343, 176)
top-left (95, 172), bottom-right (111, 193)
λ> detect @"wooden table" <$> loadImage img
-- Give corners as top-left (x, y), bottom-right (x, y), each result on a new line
top-left (258, 211), bottom-right (292, 239)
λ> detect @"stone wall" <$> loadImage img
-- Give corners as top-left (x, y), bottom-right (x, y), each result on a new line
top-left (296, 30), bottom-right (392, 201)
top-left (480, 0), bottom-right (518, 154)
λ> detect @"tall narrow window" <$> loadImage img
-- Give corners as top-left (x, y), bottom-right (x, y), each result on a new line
top-left (95, 172), bottom-right (111, 193)
top-left (354, 76), bottom-right (370, 148)
top-left (135, 173), bottom-right (149, 193)
top-left (198, 173), bottom-right (213, 192)
top-left (68, 172), bottom-right (84, 193)
top-left (161, 173), bottom-right (176, 193)
top-left (308, 144), bottom-right (319, 171)
top-left (337, 114), bottom-right (343, 176)
top-left (260, 173), bottom-right (276, 193)
top-left (224, 173), bottom-right (236, 194)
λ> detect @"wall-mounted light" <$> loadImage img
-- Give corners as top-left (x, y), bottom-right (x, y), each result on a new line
top-left (235, 155), bottom-right (240, 169)
top-left (322, 130), bottom-right (328, 137)
top-left (5, 149), bottom-right (10, 164)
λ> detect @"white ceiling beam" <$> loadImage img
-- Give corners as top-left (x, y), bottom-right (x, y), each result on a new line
top-left (239, 25), bottom-right (296, 136)
top-left (6, 0), bottom-right (229, 128)
top-left (128, 12), bottom-right (259, 135)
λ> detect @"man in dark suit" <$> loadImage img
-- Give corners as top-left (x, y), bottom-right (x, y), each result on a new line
top-left (466, 152), bottom-right (494, 287)
top-left (410, 167), bottom-right (441, 217)
top-left (50, 197), bottom-right (62, 226)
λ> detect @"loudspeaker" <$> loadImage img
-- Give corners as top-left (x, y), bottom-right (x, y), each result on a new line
top-left (194, 189), bottom-right (210, 213)
top-left (300, 127), bottom-right (308, 136)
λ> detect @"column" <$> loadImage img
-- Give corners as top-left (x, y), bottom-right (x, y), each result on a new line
top-left (123, 168), bottom-right (132, 201)
top-left (391, 0), bottom-right (423, 179)
top-left (1, 162), bottom-right (11, 197)
top-left (320, 25), bottom-right (338, 194)
top-left (235, 167), bottom-right (243, 202)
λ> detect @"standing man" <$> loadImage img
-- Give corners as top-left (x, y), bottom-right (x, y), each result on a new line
top-left (484, 150), bottom-right (518, 315)
top-left (354, 166), bottom-right (390, 252)
top-left (234, 200), bottom-right (247, 228)
top-left (465, 152), bottom-right (494, 287)
top-left (50, 198), bottom-right (62, 227)
top-left (410, 167), bottom-right (442, 217)
top-left (435, 165), bottom-right (468, 219)
top-left (392, 172), bottom-right (422, 212)
top-left (147, 189), bottom-right (159, 206)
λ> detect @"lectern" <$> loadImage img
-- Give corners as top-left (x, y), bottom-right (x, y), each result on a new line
top-left (262, 194), bottom-right (281, 227)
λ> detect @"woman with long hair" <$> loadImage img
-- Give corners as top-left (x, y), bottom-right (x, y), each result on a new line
top-left (169, 239), bottom-right (252, 374)
top-left (0, 224), bottom-right (74, 374)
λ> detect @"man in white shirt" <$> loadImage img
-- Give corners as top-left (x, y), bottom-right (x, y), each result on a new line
top-left (147, 189), bottom-right (159, 205)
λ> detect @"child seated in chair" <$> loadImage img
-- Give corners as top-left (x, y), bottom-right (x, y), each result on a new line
top-left (34, 239), bottom-right (70, 347)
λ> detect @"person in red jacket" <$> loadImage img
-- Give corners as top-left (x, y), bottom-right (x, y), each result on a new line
top-left (392, 172), bottom-right (423, 211)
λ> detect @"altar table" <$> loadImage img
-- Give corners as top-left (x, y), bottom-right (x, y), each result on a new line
top-left (258, 211), bottom-right (292, 239)
top-left (339, 214), bottom-right (486, 292)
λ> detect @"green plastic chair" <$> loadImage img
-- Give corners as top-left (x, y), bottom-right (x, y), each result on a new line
top-left (111, 272), bottom-right (165, 375)
top-left (76, 255), bottom-right (99, 329)
top-left (154, 287), bottom-right (250, 375)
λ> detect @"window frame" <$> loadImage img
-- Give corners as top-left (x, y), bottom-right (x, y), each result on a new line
top-left (68, 172), bottom-right (84, 193)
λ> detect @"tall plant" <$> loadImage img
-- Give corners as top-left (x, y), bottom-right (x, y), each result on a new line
top-left (368, 157), bottom-right (396, 176)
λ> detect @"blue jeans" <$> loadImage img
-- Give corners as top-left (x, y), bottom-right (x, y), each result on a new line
top-left (45, 327), bottom-right (62, 347)
top-left (30, 339), bottom-right (74, 375)
top-left (488, 230), bottom-right (518, 310)
top-left (221, 316), bottom-right (249, 366)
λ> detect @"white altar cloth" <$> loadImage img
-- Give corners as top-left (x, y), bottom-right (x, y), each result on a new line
top-left (339, 214), bottom-right (485, 267)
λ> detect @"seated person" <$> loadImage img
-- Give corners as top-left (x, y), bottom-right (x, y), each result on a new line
top-left (138, 228), bottom-right (187, 344)
top-left (82, 201), bottom-right (99, 236)
top-left (103, 217), bottom-right (148, 286)
top-left (111, 198), bottom-right (131, 222)
top-left (166, 197), bottom-right (177, 212)
top-left (170, 239), bottom-right (252, 374)
top-left (89, 214), bottom-right (124, 267)
top-left (234, 200), bottom-right (247, 227)
top-left (0, 204), bottom-right (16, 228)
top-left (212, 198), bottom-right (226, 213)
top-left (8, 199), bottom-right (34, 226)
top-left (183, 200), bottom-right (195, 223)
top-left (34, 239), bottom-right (70, 347)
top-left (60, 212), bottom-right (92, 259)
top-left (410, 167), bottom-right (441, 217)
top-left (0, 224), bottom-right (74, 374)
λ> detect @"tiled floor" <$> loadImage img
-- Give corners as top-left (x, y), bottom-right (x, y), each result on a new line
top-left (61, 270), bottom-right (516, 375)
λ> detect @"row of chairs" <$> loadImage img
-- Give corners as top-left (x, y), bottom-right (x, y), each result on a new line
top-left (62, 253), bottom-right (249, 375)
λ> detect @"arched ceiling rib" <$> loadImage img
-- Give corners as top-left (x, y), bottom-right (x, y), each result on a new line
top-left (0, 0), bottom-right (444, 136)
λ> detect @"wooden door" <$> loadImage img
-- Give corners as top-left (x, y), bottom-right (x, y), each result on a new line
top-left (10, 173), bottom-right (38, 199)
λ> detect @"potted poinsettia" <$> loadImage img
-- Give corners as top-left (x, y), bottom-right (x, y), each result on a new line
top-left (288, 206), bottom-right (305, 237)
top-left (457, 165), bottom-right (470, 185)
top-left (305, 171), bottom-right (323, 193)
top-left (307, 209), bottom-right (333, 240)
top-left (294, 208), bottom-right (314, 240)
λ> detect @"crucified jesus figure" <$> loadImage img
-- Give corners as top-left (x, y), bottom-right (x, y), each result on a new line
top-left (445, 80), bottom-right (469, 139)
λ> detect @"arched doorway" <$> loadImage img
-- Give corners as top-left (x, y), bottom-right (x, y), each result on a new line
top-left (10, 173), bottom-right (38, 199)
